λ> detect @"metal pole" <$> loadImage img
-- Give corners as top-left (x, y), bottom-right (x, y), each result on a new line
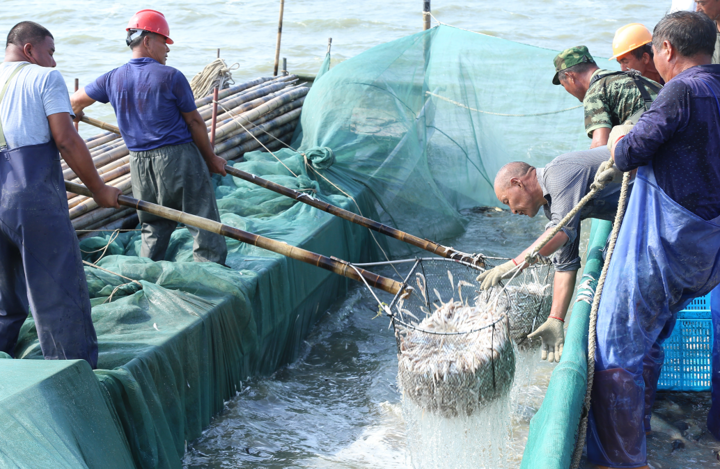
top-left (74, 78), bottom-right (79, 131)
top-left (217, 48), bottom-right (220, 59)
top-left (327, 37), bottom-right (332, 55)
top-left (423, 0), bottom-right (431, 30)
top-left (273, 0), bottom-right (285, 76)
top-left (282, 58), bottom-right (287, 76)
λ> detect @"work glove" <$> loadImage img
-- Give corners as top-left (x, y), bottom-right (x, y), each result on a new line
top-left (594, 160), bottom-right (623, 186)
top-left (527, 317), bottom-right (564, 362)
top-left (607, 124), bottom-right (635, 152)
top-left (476, 260), bottom-right (516, 290)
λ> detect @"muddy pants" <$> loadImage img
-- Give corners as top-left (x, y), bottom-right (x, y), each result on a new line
top-left (130, 142), bottom-right (227, 264)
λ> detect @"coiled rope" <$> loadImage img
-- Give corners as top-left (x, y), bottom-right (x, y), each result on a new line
top-left (190, 58), bottom-right (238, 100)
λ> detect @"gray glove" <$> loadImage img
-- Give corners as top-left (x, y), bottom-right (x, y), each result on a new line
top-left (607, 124), bottom-right (634, 152)
top-left (527, 317), bottom-right (564, 362)
top-left (594, 160), bottom-right (623, 186)
top-left (476, 260), bottom-right (516, 290)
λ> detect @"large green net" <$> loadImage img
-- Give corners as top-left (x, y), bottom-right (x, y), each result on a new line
top-left (2, 25), bottom-right (611, 468)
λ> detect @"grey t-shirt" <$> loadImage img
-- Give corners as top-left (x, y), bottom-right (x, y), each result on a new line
top-left (0, 61), bottom-right (73, 149)
top-left (536, 146), bottom-right (625, 272)
top-left (713, 31), bottom-right (720, 65)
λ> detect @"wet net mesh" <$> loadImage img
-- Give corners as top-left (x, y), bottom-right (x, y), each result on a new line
top-left (385, 258), bottom-right (553, 417)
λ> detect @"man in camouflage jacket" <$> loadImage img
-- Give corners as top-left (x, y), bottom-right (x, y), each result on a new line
top-left (552, 46), bottom-right (661, 148)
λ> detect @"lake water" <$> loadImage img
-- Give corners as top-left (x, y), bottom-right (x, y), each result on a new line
top-left (2, 0), bottom-right (670, 137)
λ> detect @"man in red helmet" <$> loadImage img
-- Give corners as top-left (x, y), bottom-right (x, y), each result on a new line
top-left (71, 10), bottom-right (228, 264)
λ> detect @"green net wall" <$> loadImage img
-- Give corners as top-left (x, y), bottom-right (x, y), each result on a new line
top-left (3, 25), bottom-right (612, 468)
top-left (292, 25), bottom-right (593, 254)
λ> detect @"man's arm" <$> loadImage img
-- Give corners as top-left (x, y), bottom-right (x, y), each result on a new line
top-left (550, 270), bottom-right (577, 321)
top-left (590, 127), bottom-right (611, 148)
top-left (612, 81), bottom-right (685, 171)
top-left (181, 109), bottom-right (227, 176)
top-left (512, 227), bottom-right (569, 266)
top-left (69, 88), bottom-right (96, 123)
top-left (48, 113), bottom-right (120, 208)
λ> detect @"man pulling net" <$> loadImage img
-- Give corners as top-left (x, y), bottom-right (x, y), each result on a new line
top-left (477, 147), bottom-right (630, 362)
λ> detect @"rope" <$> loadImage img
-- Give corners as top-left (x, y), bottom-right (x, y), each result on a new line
top-left (569, 170), bottom-right (631, 468)
top-left (190, 58), bottom-right (239, 100)
top-left (79, 229), bottom-right (120, 263)
top-left (525, 166), bottom-right (613, 265)
top-left (426, 91), bottom-right (583, 117)
top-left (82, 260), bottom-right (142, 287)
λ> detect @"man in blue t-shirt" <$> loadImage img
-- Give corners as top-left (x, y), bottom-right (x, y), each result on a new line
top-left (70, 10), bottom-right (228, 264)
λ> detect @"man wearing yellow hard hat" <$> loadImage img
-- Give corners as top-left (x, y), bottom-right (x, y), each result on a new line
top-left (610, 23), bottom-right (664, 84)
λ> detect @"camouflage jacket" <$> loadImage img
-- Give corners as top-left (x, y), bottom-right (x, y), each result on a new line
top-left (583, 69), bottom-right (660, 138)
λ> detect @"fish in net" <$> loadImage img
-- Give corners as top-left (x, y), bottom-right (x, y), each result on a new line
top-left (488, 262), bottom-right (554, 349)
top-left (390, 259), bottom-right (516, 418)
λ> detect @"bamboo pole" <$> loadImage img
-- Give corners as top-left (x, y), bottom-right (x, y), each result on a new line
top-left (82, 116), bottom-right (120, 134)
top-left (273, 0), bottom-right (285, 76)
top-left (66, 180), bottom-right (404, 295)
top-left (69, 175), bottom-right (133, 219)
top-left (78, 212), bottom-right (138, 240)
top-left (423, 0), bottom-right (431, 30)
top-left (224, 166), bottom-right (484, 267)
top-left (219, 121), bottom-right (297, 161)
top-left (79, 207), bottom-right (135, 232)
top-left (210, 86), bottom-right (219, 147)
top-left (213, 95), bottom-right (305, 147)
top-left (74, 79), bottom-right (79, 131)
top-left (214, 87), bottom-right (308, 141)
top-left (85, 133), bottom-right (119, 150)
top-left (214, 107), bottom-right (302, 154)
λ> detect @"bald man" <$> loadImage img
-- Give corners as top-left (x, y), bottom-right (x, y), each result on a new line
top-left (477, 147), bottom-right (630, 361)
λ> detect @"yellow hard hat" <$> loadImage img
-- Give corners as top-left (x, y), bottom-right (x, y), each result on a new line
top-left (610, 23), bottom-right (652, 60)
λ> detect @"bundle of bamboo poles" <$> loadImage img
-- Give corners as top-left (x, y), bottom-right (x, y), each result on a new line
top-left (71, 74), bottom-right (308, 235)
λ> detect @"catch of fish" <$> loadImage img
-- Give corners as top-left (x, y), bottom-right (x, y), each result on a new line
top-left (393, 264), bottom-right (553, 418)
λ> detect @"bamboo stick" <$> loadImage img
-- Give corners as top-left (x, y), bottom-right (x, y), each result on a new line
top-left (219, 121), bottom-right (297, 161)
top-left (273, 0), bottom-right (285, 76)
top-left (73, 205), bottom-right (130, 230)
top-left (82, 116), bottom-right (120, 134)
top-left (195, 75), bottom-right (295, 116)
top-left (214, 107), bottom-right (301, 154)
top-left (194, 76), bottom-right (274, 107)
top-left (215, 87), bottom-right (308, 142)
top-left (69, 175), bottom-right (133, 219)
top-left (79, 207), bottom-right (135, 232)
top-left (78, 212), bottom-right (138, 240)
top-left (66, 180), bottom-right (404, 295)
top-left (197, 80), bottom-right (294, 121)
top-left (85, 132), bottom-right (118, 150)
top-left (213, 95), bottom-right (305, 146)
top-left (224, 166), bottom-right (485, 267)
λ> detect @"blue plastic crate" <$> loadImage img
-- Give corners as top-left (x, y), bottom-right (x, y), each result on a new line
top-left (657, 293), bottom-right (714, 391)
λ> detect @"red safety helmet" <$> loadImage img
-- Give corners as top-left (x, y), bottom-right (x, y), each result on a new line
top-left (126, 9), bottom-right (174, 44)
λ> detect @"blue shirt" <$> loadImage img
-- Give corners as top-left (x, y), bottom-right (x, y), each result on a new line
top-left (85, 58), bottom-right (196, 152)
top-left (615, 65), bottom-right (720, 221)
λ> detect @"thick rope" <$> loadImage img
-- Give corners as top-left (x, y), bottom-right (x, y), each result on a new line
top-left (569, 170), bottom-right (631, 468)
top-left (525, 167), bottom-right (613, 265)
top-left (190, 58), bottom-right (238, 100)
